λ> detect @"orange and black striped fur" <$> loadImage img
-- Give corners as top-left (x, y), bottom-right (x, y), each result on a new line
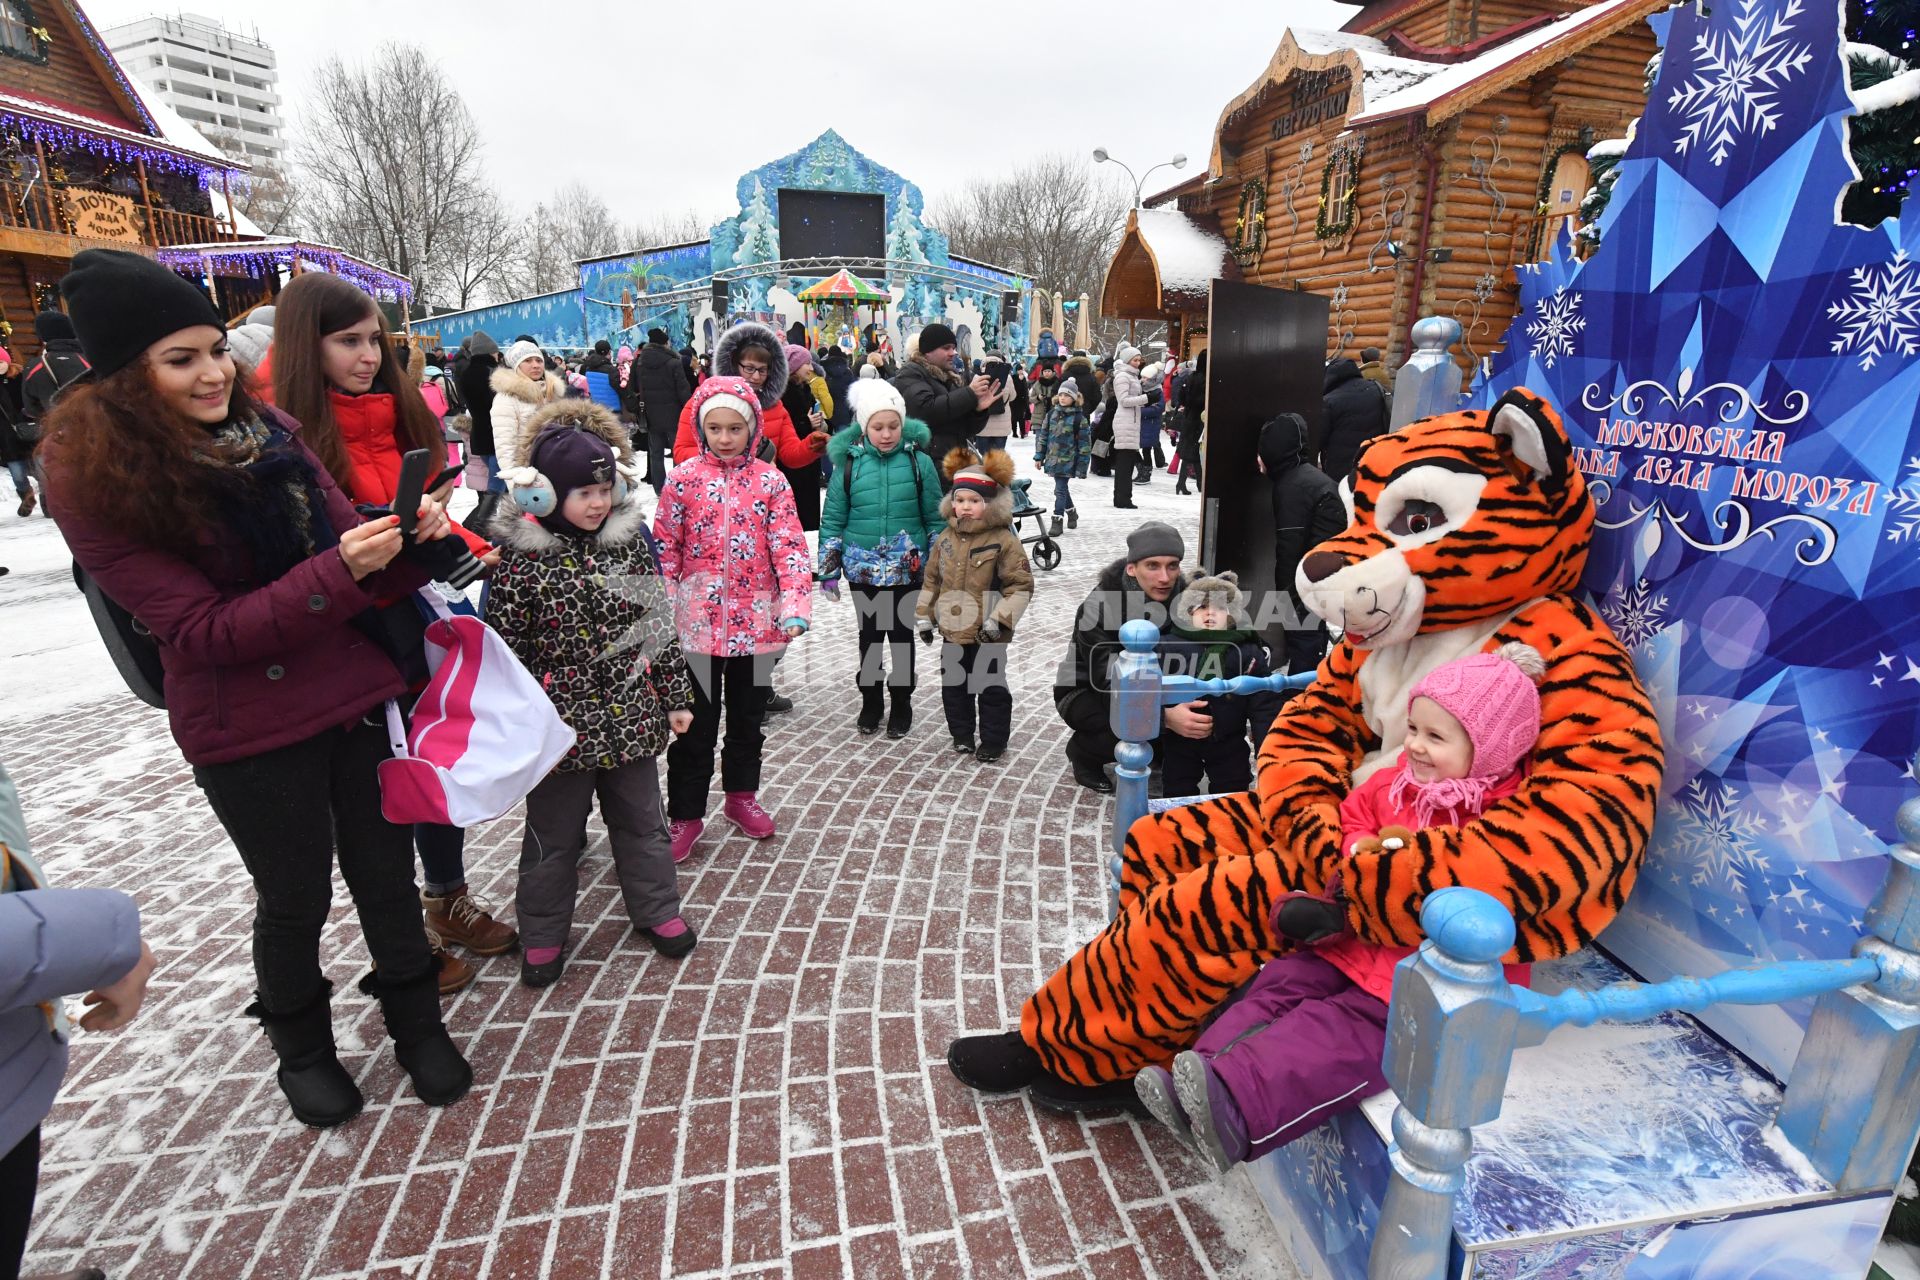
top-left (1021, 390), bottom-right (1664, 1085)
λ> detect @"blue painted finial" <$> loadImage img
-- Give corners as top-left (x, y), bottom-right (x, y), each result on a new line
top-left (1421, 887), bottom-right (1516, 963)
top-left (1120, 619), bottom-right (1159, 653)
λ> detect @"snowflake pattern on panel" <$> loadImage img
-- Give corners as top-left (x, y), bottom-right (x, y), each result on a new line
top-left (1669, 777), bottom-right (1770, 894)
top-left (1883, 457), bottom-right (1920, 548)
top-left (1664, 0), bottom-right (1813, 166)
top-left (1829, 249), bottom-right (1920, 371)
top-left (1525, 288), bottom-right (1585, 368)
top-left (1601, 577), bottom-right (1669, 653)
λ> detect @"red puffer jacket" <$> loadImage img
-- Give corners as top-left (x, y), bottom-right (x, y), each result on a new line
top-left (48, 409), bottom-right (431, 765)
top-left (325, 391), bottom-right (489, 557)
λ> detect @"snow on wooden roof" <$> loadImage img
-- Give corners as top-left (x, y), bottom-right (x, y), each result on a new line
top-left (1289, 29), bottom-right (1448, 108)
top-left (1135, 208), bottom-right (1232, 295)
top-left (1103, 207), bottom-right (1236, 317)
top-left (1347, 0), bottom-right (1668, 127)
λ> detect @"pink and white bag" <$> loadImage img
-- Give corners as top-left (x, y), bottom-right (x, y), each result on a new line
top-left (378, 591), bottom-right (575, 827)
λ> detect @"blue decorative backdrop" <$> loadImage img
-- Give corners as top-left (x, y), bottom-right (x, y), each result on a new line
top-left (578, 241), bottom-right (713, 349)
top-left (1470, 0), bottom-right (1920, 1079)
top-left (425, 288), bottom-right (586, 353)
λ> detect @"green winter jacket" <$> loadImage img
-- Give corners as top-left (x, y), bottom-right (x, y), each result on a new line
top-left (819, 418), bottom-right (946, 565)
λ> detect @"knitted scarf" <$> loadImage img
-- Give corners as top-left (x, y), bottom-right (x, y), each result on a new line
top-left (1386, 761), bottom-right (1520, 829)
top-left (198, 414), bottom-right (338, 579)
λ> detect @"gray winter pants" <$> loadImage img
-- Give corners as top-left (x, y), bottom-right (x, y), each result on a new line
top-left (517, 758), bottom-right (679, 951)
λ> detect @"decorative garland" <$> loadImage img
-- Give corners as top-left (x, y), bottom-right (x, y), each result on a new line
top-left (1315, 140), bottom-right (1365, 241)
top-left (0, 0), bottom-right (52, 67)
top-left (1525, 141), bottom-right (1593, 262)
top-left (1229, 178), bottom-right (1267, 268)
top-left (156, 243), bottom-right (415, 301)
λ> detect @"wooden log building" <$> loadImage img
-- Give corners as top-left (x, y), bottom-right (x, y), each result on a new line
top-left (1104, 0), bottom-right (1660, 369)
top-left (0, 0), bottom-right (249, 357)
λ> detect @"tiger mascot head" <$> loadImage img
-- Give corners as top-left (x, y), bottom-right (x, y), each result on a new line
top-left (1295, 389), bottom-right (1592, 647)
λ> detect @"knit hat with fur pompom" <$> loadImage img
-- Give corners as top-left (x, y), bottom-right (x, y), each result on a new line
top-left (1409, 642), bottom-right (1545, 781)
top-left (1173, 572), bottom-right (1247, 630)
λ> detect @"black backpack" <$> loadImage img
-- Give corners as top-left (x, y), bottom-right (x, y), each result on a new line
top-left (73, 562), bottom-right (165, 708)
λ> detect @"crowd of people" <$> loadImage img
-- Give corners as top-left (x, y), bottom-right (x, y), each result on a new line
top-left (0, 247), bottom-right (1416, 1279)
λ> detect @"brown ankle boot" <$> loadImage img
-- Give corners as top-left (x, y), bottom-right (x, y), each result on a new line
top-left (423, 885), bottom-right (519, 956)
top-left (427, 925), bottom-right (475, 995)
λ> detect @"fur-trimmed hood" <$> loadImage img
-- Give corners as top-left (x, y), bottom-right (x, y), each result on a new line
top-left (714, 321), bottom-right (789, 409)
top-left (938, 445), bottom-right (1016, 531)
top-left (826, 416), bottom-right (931, 465)
top-left (488, 491), bottom-right (649, 553)
top-left (508, 397), bottom-right (637, 478)
top-left (491, 362), bottom-right (566, 407)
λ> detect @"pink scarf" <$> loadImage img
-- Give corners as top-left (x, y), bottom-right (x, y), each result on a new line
top-left (1386, 765), bottom-right (1508, 828)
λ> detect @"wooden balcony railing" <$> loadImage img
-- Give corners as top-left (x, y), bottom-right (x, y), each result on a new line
top-left (0, 176), bottom-right (236, 250)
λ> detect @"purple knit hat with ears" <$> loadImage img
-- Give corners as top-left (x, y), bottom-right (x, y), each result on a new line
top-left (1409, 642), bottom-right (1546, 781)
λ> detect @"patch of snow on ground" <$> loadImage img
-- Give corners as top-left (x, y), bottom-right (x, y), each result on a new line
top-left (1188, 1170), bottom-right (1309, 1279)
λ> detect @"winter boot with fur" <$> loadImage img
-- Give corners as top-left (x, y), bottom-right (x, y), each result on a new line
top-left (361, 968), bottom-right (473, 1107)
top-left (1066, 507), bottom-right (1079, 529)
top-left (857, 684), bottom-right (885, 735)
top-left (1048, 515), bottom-right (1064, 537)
top-left (248, 983), bottom-right (363, 1129)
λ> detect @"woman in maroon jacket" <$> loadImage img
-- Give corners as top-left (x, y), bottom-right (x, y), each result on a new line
top-left (41, 249), bottom-right (473, 1129)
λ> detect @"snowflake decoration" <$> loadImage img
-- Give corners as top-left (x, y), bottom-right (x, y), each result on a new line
top-left (1829, 249), bottom-right (1920, 372)
top-left (1601, 577), bottom-right (1670, 653)
top-left (1667, 777), bottom-right (1771, 894)
top-left (1525, 288), bottom-right (1585, 368)
top-left (1330, 281), bottom-right (1350, 309)
top-left (1296, 1125), bottom-right (1349, 1205)
top-left (1473, 272), bottom-right (1499, 304)
top-left (1883, 456), bottom-right (1920, 548)
top-left (1664, 0), bottom-right (1813, 166)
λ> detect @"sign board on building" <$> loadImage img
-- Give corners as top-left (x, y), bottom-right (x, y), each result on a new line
top-left (1269, 68), bottom-right (1352, 140)
top-left (62, 190), bottom-right (143, 245)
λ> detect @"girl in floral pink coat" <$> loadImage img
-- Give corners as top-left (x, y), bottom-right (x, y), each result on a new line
top-left (654, 376), bottom-right (813, 859)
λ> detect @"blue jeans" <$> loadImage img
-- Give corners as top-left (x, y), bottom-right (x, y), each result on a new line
top-left (1052, 474), bottom-right (1074, 515)
top-left (482, 453), bottom-right (505, 493)
top-left (5, 459), bottom-right (28, 495)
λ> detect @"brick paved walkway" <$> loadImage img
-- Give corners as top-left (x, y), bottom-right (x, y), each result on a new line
top-left (11, 441), bottom-right (1299, 1279)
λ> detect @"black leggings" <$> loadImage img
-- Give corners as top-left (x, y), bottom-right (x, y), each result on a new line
top-left (852, 584), bottom-right (919, 690)
top-left (0, 1128), bottom-right (35, 1280)
top-left (193, 718), bottom-right (434, 1012)
top-left (667, 652), bottom-right (775, 818)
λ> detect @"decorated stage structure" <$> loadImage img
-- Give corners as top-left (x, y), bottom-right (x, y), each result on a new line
top-left (1102, 0), bottom-right (1920, 1276)
top-left (425, 130), bottom-right (1032, 359)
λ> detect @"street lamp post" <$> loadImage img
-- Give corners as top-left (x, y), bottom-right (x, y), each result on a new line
top-left (1093, 147), bottom-right (1188, 209)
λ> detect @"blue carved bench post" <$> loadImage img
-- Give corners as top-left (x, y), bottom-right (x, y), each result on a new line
top-left (1778, 788), bottom-right (1920, 1190)
top-left (1108, 620), bottom-right (1167, 917)
top-left (1369, 888), bottom-right (1522, 1280)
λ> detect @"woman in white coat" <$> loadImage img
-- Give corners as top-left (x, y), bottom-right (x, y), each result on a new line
top-left (489, 341), bottom-right (565, 473)
top-left (1108, 345), bottom-right (1148, 509)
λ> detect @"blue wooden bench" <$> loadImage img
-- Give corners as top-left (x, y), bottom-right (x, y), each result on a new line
top-left (1108, 620), bottom-right (1920, 1280)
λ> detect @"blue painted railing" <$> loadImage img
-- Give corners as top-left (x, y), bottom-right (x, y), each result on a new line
top-left (1108, 619), bottom-right (1315, 915)
top-left (1107, 628), bottom-right (1920, 1280)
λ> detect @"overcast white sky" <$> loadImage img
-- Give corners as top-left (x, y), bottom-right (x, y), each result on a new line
top-left (83, 0), bottom-right (1361, 227)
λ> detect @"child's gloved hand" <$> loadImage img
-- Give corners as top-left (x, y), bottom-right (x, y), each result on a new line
top-left (668, 710), bottom-right (693, 735)
top-left (818, 578), bottom-right (841, 602)
top-left (918, 622), bottom-right (937, 647)
top-left (980, 620), bottom-right (1004, 642)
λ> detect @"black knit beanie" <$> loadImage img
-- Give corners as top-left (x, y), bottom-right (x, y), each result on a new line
top-left (60, 249), bottom-right (227, 379)
top-left (34, 310), bottom-right (74, 342)
top-left (918, 322), bottom-right (958, 354)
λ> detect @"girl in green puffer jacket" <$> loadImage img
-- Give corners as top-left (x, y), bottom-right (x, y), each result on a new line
top-left (819, 380), bottom-right (946, 737)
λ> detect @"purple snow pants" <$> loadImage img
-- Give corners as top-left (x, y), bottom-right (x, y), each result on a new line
top-left (1194, 951), bottom-right (1391, 1160)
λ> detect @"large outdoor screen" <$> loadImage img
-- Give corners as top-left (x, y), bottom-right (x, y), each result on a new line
top-left (777, 189), bottom-right (885, 261)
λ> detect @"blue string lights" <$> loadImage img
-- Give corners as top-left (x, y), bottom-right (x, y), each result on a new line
top-left (156, 242), bottom-right (414, 302)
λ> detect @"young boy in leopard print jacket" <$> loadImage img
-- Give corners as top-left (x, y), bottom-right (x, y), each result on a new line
top-left (487, 400), bottom-right (698, 987)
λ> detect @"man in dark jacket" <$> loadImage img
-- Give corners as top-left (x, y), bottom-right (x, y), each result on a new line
top-left (632, 328), bottom-right (691, 492)
top-left (1314, 356), bottom-right (1388, 486)
top-left (891, 323), bottom-right (994, 473)
top-left (577, 339), bottom-right (624, 416)
top-left (453, 331), bottom-right (502, 513)
top-left (1053, 521), bottom-right (1195, 793)
top-left (818, 347), bottom-right (855, 429)
top-left (1258, 412), bottom-right (1346, 679)
top-left (22, 311), bottom-right (89, 421)
top-left (1064, 351), bottom-right (1100, 417)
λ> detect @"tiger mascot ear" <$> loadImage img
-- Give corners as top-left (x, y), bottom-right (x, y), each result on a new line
top-left (1489, 389), bottom-right (1572, 492)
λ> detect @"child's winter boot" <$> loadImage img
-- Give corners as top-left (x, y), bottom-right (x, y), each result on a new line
top-left (642, 915), bottom-right (699, 959)
top-left (1066, 507), bottom-right (1079, 529)
top-left (1173, 1050), bottom-right (1250, 1174)
top-left (1048, 515), bottom-right (1064, 537)
top-left (520, 946), bottom-right (565, 989)
top-left (1134, 1064), bottom-right (1197, 1149)
top-left (723, 792), bottom-right (776, 839)
top-left (886, 688), bottom-right (913, 739)
top-left (857, 684), bottom-right (884, 735)
top-left (670, 818), bottom-right (704, 863)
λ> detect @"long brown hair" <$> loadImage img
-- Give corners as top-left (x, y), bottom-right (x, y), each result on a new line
top-left (45, 354), bottom-right (269, 557)
top-left (270, 273), bottom-right (443, 487)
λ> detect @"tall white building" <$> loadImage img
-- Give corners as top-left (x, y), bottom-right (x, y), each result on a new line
top-left (101, 12), bottom-right (284, 167)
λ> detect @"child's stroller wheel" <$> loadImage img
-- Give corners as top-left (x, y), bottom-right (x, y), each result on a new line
top-left (1034, 538), bottom-right (1062, 571)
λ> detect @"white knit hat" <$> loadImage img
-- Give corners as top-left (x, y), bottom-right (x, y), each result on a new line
top-left (505, 339), bottom-right (543, 370)
top-left (1141, 362), bottom-right (1163, 383)
top-left (851, 379), bottom-right (907, 431)
top-left (697, 391), bottom-right (756, 426)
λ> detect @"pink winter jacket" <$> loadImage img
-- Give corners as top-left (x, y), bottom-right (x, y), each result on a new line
top-left (1320, 763), bottom-right (1532, 1004)
top-left (652, 443), bottom-right (813, 657)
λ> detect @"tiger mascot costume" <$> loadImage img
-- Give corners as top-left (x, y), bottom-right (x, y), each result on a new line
top-left (949, 389), bottom-right (1664, 1107)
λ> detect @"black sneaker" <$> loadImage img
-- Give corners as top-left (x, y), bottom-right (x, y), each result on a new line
top-left (952, 735), bottom-right (976, 754)
top-left (946, 1030), bottom-right (1044, 1092)
top-left (765, 692), bottom-right (795, 716)
top-left (975, 744), bottom-right (1006, 764)
top-left (1072, 759), bottom-right (1115, 794)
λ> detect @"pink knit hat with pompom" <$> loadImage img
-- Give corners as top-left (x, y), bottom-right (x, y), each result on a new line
top-left (1408, 642), bottom-right (1545, 780)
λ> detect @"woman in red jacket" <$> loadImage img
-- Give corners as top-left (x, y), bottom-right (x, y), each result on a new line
top-left (43, 249), bottom-right (473, 1129)
top-left (264, 273), bottom-right (517, 992)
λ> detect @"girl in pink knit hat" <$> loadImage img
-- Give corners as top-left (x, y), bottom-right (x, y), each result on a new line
top-left (1135, 642), bottom-right (1546, 1174)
